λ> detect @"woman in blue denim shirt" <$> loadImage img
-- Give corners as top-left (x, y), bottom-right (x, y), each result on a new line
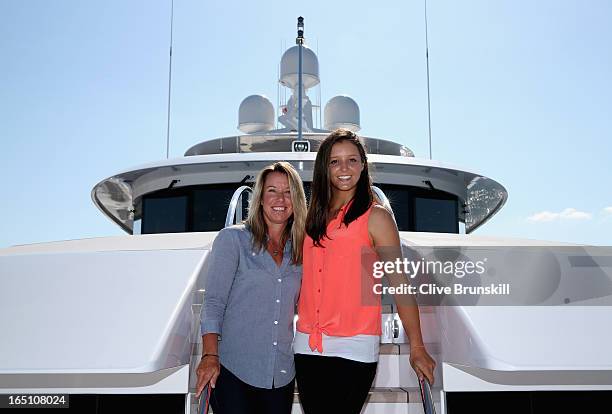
top-left (196, 162), bottom-right (307, 414)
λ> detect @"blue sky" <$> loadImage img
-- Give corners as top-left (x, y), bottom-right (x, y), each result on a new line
top-left (1, 0), bottom-right (610, 248)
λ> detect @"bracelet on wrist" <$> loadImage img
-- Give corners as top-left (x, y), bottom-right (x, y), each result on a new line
top-left (202, 353), bottom-right (219, 359)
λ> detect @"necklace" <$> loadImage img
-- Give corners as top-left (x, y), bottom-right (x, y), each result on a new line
top-left (268, 239), bottom-right (283, 256)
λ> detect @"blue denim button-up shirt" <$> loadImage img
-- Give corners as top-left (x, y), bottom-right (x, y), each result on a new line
top-left (200, 225), bottom-right (301, 389)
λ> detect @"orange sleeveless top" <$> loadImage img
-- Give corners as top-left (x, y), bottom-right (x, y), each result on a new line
top-left (297, 202), bottom-right (381, 352)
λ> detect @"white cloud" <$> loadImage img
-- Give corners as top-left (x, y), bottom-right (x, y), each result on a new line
top-left (559, 208), bottom-right (593, 220)
top-left (603, 207), bottom-right (612, 215)
top-left (527, 208), bottom-right (592, 222)
top-left (527, 211), bottom-right (558, 222)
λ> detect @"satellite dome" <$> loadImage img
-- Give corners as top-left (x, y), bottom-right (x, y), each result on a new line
top-left (238, 95), bottom-right (275, 133)
top-left (280, 45), bottom-right (320, 89)
top-left (324, 95), bottom-right (361, 132)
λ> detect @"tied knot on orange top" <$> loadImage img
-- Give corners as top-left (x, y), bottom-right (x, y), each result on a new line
top-left (297, 202), bottom-right (382, 352)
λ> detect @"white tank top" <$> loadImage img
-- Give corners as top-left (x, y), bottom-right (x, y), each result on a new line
top-left (293, 331), bottom-right (380, 363)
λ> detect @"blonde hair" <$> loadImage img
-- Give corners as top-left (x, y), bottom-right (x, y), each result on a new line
top-left (245, 162), bottom-right (307, 264)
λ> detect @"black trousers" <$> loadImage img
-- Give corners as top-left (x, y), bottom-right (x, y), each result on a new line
top-left (210, 365), bottom-right (295, 414)
top-left (295, 354), bottom-right (378, 414)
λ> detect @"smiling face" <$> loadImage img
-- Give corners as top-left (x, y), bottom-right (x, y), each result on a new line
top-left (261, 171), bottom-right (294, 226)
top-left (328, 140), bottom-right (365, 193)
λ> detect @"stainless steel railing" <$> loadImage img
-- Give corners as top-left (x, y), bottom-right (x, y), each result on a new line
top-left (225, 186), bottom-right (253, 227)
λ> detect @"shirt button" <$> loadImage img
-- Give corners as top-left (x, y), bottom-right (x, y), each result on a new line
top-left (318, 269), bottom-right (322, 272)
top-left (278, 278), bottom-right (282, 282)
top-left (274, 320), bottom-right (278, 325)
top-left (316, 309), bottom-right (320, 313)
top-left (318, 289), bottom-right (321, 293)
top-left (276, 299), bottom-right (280, 303)
top-left (273, 342), bottom-right (277, 346)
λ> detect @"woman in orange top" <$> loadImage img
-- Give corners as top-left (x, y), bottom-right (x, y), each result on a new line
top-left (294, 129), bottom-right (436, 414)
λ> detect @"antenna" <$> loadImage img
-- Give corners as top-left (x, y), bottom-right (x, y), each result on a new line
top-left (277, 40), bottom-right (281, 130)
top-left (317, 38), bottom-right (321, 129)
top-left (424, 0), bottom-right (433, 159)
top-left (296, 17), bottom-right (304, 140)
top-left (165, 0), bottom-right (175, 159)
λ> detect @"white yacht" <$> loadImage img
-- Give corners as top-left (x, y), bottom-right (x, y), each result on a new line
top-left (1, 22), bottom-right (611, 414)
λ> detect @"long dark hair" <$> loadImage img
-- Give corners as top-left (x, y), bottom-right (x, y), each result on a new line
top-left (306, 129), bottom-right (374, 246)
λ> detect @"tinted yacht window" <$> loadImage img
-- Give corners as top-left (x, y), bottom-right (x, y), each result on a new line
top-left (139, 182), bottom-right (459, 234)
top-left (414, 197), bottom-right (458, 233)
top-left (375, 185), bottom-right (411, 231)
top-left (142, 195), bottom-right (188, 234)
top-left (375, 184), bottom-right (459, 233)
top-left (193, 188), bottom-right (236, 232)
top-left (140, 184), bottom-right (250, 234)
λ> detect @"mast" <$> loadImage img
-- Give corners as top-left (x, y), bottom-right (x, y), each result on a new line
top-left (424, 0), bottom-right (433, 159)
top-left (165, 0), bottom-right (175, 159)
top-left (296, 17), bottom-right (304, 141)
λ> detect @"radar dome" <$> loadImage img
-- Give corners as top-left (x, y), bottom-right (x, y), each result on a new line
top-left (238, 95), bottom-right (275, 133)
top-left (324, 95), bottom-right (361, 132)
top-left (280, 45), bottom-right (320, 89)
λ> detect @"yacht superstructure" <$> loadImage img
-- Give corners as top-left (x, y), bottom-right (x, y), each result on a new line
top-left (1, 22), bottom-right (611, 414)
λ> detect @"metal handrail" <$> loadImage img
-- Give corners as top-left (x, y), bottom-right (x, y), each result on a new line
top-left (225, 186), bottom-right (253, 228)
top-left (419, 376), bottom-right (437, 414)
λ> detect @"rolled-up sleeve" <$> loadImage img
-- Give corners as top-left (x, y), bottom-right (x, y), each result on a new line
top-left (200, 228), bottom-right (240, 336)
